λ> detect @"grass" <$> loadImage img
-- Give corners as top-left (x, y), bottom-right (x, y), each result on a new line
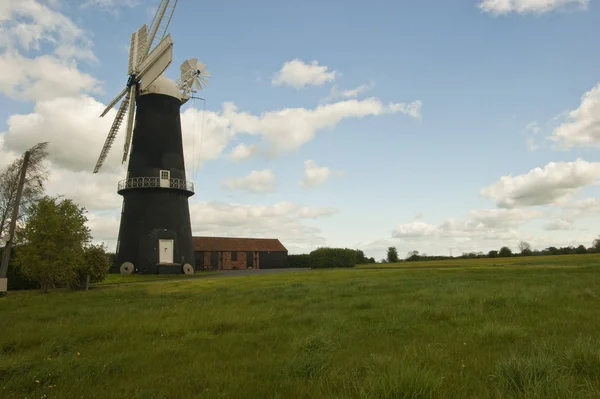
top-left (0, 255), bottom-right (598, 398)
top-left (95, 271), bottom-right (221, 285)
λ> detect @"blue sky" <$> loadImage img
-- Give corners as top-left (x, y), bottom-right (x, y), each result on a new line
top-left (2, 0), bottom-right (600, 259)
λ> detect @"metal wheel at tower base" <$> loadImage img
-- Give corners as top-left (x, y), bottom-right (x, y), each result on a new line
top-left (182, 263), bottom-right (194, 275)
top-left (120, 262), bottom-right (134, 275)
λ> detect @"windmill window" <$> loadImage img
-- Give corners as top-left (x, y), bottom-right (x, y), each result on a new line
top-left (160, 170), bottom-right (170, 180)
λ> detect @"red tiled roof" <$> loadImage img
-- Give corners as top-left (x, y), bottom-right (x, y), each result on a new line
top-left (192, 236), bottom-right (287, 252)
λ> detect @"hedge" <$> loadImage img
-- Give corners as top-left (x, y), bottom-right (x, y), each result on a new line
top-left (309, 247), bottom-right (357, 269)
top-left (287, 254), bottom-right (310, 268)
top-left (0, 247), bottom-right (40, 291)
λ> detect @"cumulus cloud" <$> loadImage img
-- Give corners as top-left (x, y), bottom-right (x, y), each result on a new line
top-left (322, 82), bottom-right (375, 103)
top-left (0, 0), bottom-right (95, 61)
top-left (478, 0), bottom-right (589, 15)
top-left (1, 95), bottom-right (127, 173)
top-left (0, 0), bottom-right (100, 103)
top-left (45, 168), bottom-right (124, 211)
top-left (480, 158), bottom-right (600, 208)
top-left (221, 169), bottom-right (276, 193)
top-left (272, 59), bottom-right (338, 89)
top-left (189, 201), bottom-right (335, 253)
top-left (300, 160), bottom-right (344, 188)
top-left (548, 83), bottom-right (600, 149)
top-left (392, 221), bottom-right (438, 238)
top-left (543, 219), bottom-right (574, 231)
top-left (393, 208), bottom-right (544, 240)
top-left (0, 52), bottom-right (102, 102)
top-left (222, 97), bottom-right (422, 156)
top-left (228, 143), bottom-right (259, 161)
top-left (296, 206), bottom-right (337, 219)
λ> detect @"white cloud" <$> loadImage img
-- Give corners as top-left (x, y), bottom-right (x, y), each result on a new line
top-left (548, 83), bottom-right (600, 149)
top-left (543, 219), bottom-right (574, 231)
top-left (81, 0), bottom-right (141, 9)
top-left (222, 97), bottom-right (422, 156)
top-left (228, 143), bottom-right (259, 161)
top-left (272, 59), bottom-right (338, 89)
top-left (296, 207), bottom-right (337, 219)
top-left (221, 169), bottom-right (276, 193)
top-left (46, 168), bottom-right (124, 211)
top-left (388, 100), bottom-right (423, 120)
top-left (526, 121), bottom-right (541, 135)
top-left (0, 0), bottom-right (95, 61)
top-left (393, 208), bottom-right (544, 240)
top-left (189, 201), bottom-right (335, 253)
top-left (322, 82), bottom-right (375, 103)
top-left (392, 221), bottom-right (438, 238)
top-left (480, 158), bottom-right (600, 208)
top-left (300, 160), bottom-right (344, 188)
top-left (0, 52), bottom-right (102, 101)
top-left (1, 95), bottom-right (126, 173)
top-left (478, 0), bottom-right (589, 15)
top-left (180, 105), bottom-right (235, 172)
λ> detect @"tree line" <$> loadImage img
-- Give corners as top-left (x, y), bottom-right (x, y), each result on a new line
top-left (382, 238), bottom-right (600, 263)
top-left (1, 143), bottom-right (110, 293)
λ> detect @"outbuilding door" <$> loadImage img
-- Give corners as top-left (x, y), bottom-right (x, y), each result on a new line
top-left (158, 239), bottom-right (174, 264)
top-left (210, 251), bottom-right (219, 270)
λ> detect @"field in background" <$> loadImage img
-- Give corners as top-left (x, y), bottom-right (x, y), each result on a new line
top-left (357, 253), bottom-right (600, 269)
top-left (1, 255), bottom-right (599, 398)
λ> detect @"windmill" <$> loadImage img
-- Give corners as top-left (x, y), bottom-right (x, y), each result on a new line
top-left (93, 0), bottom-right (211, 275)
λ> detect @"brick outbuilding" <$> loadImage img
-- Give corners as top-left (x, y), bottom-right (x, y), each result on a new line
top-left (192, 236), bottom-right (288, 270)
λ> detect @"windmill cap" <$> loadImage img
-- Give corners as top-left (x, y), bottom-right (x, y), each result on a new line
top-left (140, 75), bottom-right (181, 100)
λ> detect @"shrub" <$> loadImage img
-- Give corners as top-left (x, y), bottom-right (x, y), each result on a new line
top-left (288, 254), bottom-right (310, 268)
top-left (309, 247), bottom-right (356, 269)
top-left (1, 247), bottom-right (39, 291)
top-left (73, 244), bottom-right (110, 288)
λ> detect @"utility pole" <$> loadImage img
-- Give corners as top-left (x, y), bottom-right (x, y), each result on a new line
top-left (0, 150), bottom-right (31, 294)
top-left (449, 247), bottom-right (453, 257)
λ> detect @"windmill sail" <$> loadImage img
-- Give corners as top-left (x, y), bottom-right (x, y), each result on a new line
top-left (137, 34), bottom-right (173, 91)
top-left (121, 85), bottom-right (137, 163)
top-left (94, 88), bottom-right (132, 173)
top-left (93, 0), bottom-right (179, 174)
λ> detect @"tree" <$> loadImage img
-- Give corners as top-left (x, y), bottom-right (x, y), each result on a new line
top-left (488, 250), bottom-right (499, 258)
top-left (16, 196), bottom-right (92, 293)
top-left (387, 246), bottom-right (399, 263)
top-left (0, 142), bottom-right (49, 241)
top-left (575, 244), bottom-right (587, 254)
top-left (355, 249), bottom-right (368, 264)
top-left (73, 243), bottom-right (110, 289)
top-left (518, 241), bottom-right (532, 256)
top-left (592, 236), bottom-right (600, 253)
top-left (499, 246), bottom-right (512, 257)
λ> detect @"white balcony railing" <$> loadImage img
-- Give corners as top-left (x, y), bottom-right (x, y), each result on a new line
top-left (117, 177), bottom-right (194, 193)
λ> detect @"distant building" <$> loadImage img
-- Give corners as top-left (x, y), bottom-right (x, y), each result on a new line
top-left (192, 237), bottom-right (288, 270)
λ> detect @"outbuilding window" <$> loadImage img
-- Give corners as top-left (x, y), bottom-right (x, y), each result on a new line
top-left (231, 251), bottom-right (238, 261)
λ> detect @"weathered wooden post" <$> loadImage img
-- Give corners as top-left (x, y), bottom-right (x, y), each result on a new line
top-left (0, 151), bottom-right (31, 296)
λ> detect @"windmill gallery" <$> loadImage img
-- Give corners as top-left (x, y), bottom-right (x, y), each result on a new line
top-left (92, 1), bottom-right (289, 275)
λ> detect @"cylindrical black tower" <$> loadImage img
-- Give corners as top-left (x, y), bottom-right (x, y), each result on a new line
top-left (112, 77), bottom-right (195, 274)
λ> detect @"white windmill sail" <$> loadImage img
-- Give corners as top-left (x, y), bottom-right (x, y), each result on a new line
top-left (137, 34), bottom-right (173, 92)
top-left (93, 1), bottom-right (178, 174)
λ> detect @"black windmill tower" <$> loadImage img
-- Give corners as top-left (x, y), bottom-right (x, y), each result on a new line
top-left (93, 0), bottom-right (211, 275)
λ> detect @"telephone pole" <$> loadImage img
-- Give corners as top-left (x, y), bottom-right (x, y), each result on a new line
top-left (0, 150), bottom-right (31, 294)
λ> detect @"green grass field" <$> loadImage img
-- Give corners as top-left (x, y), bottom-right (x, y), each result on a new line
top-left (1, 254), bottom-right (599, 398)
top-left (95, 271), bottom-right (221, 285)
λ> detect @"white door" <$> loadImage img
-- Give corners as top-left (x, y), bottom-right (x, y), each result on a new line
top-left (159, 239), bottom-right (174, 264)
top-left (159, 170), bottom-right (170, 188)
